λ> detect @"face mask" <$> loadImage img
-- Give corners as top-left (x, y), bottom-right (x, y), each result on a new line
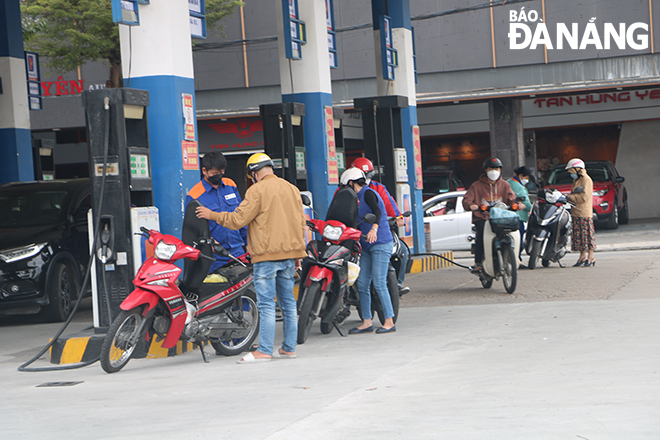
top-left (207, 174), bottom-right (223, 186)
top-left (521, 179), bottom-right (529, 186)
top-left (487, 170), bottom-right (500, 181)
top-left (570, 173), bottom-right (578, 180)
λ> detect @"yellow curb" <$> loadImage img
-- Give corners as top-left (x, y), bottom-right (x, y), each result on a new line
top-left (409, 251), bottom-right (454, 273)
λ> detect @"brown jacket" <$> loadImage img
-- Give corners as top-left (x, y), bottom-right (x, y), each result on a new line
top-left (462, 174), bottom-right (517, 222)
top-left (209, 174), bottom-right (307, 263)
top-left (566, 168), bottom-right (593, 219)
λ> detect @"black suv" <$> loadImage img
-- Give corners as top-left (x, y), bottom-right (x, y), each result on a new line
top-left (0, 179), bottom-right (91, 321)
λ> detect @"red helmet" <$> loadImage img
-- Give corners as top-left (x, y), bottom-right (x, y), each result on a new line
top-left (351, 157), bottom-right (375, 180)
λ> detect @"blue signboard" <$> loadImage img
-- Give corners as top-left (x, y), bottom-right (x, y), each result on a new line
top-left (112, 0), bottom-right (139, 26)
top-left (189, 0), bottom-right (207, 39)
top-left (379, 15), bottom-right (398, 81)
top-left (326, 0), bottom-right (337, 68)
top-left (282, 0), bottom-right (306, 60)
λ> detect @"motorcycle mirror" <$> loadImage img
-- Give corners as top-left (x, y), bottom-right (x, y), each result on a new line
top-left (300, 194), bottom-right (312, 206)
top-left (362, 213), bottom-right (377, 224)
top-left (515, 196), bottom-right (526, 202)
top-left (573, 186), bottom-right (585, 194)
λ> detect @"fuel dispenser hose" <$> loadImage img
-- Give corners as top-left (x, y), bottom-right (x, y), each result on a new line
top-left (19, 98), bottom-right (112, 372)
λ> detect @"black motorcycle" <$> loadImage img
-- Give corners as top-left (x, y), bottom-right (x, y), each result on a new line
top-left (525, 188), bottom-right (572, 269)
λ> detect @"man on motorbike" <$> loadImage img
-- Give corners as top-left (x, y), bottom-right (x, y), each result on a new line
top-left (351, 157), bottom-right (409, 295)
top-left (462, 157), bottom-right (517, 272)
top-left (186, 152), bottom-right (247, 273)
top-left (195, 153), bottom-right (307, 363)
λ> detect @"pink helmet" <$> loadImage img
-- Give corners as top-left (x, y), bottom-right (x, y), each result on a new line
top-left (565, 158), bottom-right (585, 170)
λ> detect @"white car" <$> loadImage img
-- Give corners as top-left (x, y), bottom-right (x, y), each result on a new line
top-left (423, 190), bottom-right (473, 251)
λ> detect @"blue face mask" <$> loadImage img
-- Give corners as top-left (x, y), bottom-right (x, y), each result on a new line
top-left (570, 173), bottom-right (578, 180)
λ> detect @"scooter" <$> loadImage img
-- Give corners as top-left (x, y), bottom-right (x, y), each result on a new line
top-left (469, 203), bottom-right (520, 294)
top-left (99, 200), bottom-right (259, 373)
top-left (525, 188), bottom-right (572, 269)
top-left (296, 214), bottom-right (368, 343)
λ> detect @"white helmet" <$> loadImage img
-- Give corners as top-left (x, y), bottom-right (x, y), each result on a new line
top-left (340, 167), bottom-right (366, 186)
top-left (565, 158), bottom-right (585, 170)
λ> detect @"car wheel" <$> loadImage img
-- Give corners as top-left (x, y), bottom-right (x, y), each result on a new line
top-left (606, 198), bottom-right (619, 230)
top-left (43, 262), bottom-right (77, 322)
top-left (619, 197), bottom-right (629, 225)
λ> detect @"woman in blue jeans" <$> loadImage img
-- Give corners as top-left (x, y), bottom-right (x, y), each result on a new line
top-left (341, 168), bottom-right (396, 334)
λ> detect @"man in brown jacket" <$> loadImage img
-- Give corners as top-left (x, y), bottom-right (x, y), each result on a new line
top-left (196, 153), bottom-right (306, 363)
top-left (462, 157), bottom-right (517, 271)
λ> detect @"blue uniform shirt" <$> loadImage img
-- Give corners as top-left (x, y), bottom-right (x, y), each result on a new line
top-left (186, 178), bottom-right (247, 272)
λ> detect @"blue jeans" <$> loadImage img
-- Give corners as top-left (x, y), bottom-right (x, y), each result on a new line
top-left (356, 241), bottom-right (394, 321)
top-left (253, 259), bottom-right (297, 355)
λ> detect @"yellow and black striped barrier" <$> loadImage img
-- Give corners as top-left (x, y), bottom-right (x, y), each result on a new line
top-left (408, 251), bottom-right (454, 273)
top-left (49, 330), bottom-right (210, 365)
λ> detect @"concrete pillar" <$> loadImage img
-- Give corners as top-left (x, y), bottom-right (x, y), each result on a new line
top-left (275, 0), bottom-right (335, 219)
top-left (0, 0), bottom-right (33, 183)
top-left (371, 0), bottom-right (424, 253)
top-left (118, 0), bottom-right (199, 237)
top-left (488, 98), bottom-right (524, 177)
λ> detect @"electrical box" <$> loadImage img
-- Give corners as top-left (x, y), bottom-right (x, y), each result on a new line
top-left (394, 148), bottom-right (408, 183)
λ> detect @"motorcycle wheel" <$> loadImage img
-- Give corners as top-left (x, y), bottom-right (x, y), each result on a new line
top-left (100, 307), bottom-right (145, 374)
top-left (542, 258), bottom-right (551, 267)
top-left (501, 246), bottom-right (517, 294)
top-left (320, 322), bottom-right (333, 334)
top-left (297, 281), bottom-right (320, 344)
top-left (480, 277), bottom-right (493, 289)
top-left (211, 289), bottom-right (259, 356)
top-left (371, 270), bottom-right (399, 325)
top-left (528, 239), bottom-right (541, 270)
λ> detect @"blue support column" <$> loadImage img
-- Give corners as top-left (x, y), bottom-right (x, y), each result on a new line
top-left (118, 1), bottom-right (199, 237)
top-left (0, 0), bottom-right (34, 183)
top-left (276, 0), bottom-right (335, 219)
top-left (371, 0), bottom-right (424, 253)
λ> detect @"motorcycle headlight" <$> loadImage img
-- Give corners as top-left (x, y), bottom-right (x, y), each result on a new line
top-left (323, 225), bottom-right (343, 241)
top-left (0, 243), bottom-right (47, 263)
top-left (327, 258), bottom-right (344, 266)
top-left (154, 240), bottom-right (177, 260)
top-left (593, 188), bottom-right (609, 197)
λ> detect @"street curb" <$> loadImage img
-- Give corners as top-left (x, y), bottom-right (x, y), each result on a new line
top-left (49, 328), bottom-right (209, 365)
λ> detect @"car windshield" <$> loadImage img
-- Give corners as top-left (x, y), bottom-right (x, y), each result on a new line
top-left (547, 164), bottom-right (610, 185)
top-left (424, 175), bottom-right (450, 194)
top-left (0, 190), bottom-right (69, 228)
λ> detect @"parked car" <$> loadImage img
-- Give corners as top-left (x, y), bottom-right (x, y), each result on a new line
top-left (422, 169), bottom-right (466, 201)
top-left (423, 190), bottom-right (473, 251)
top-left (544, 160), bottom-right (628, 229)
top-left (0, 179), bottom-right (91, 321)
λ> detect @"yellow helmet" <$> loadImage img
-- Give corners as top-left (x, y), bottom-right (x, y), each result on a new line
top-left (246, 153), bottom-right (274, 174)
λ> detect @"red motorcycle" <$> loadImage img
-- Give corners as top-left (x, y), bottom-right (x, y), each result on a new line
top-left (297, 190), bottom-right (374, 343)
top-left (100, 201), bottom-right (259, 373)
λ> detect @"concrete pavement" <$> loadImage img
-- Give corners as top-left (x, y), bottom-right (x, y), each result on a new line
top-left (1, 224), bottom-right (659, 439)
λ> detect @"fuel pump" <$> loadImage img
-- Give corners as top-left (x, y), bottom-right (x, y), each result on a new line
top-left (259, 102), bottom-right (306, 188)
top-left (354, 95), bottom-right (413, 246)
top-left (82, 88), bottom-right (157, 330)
